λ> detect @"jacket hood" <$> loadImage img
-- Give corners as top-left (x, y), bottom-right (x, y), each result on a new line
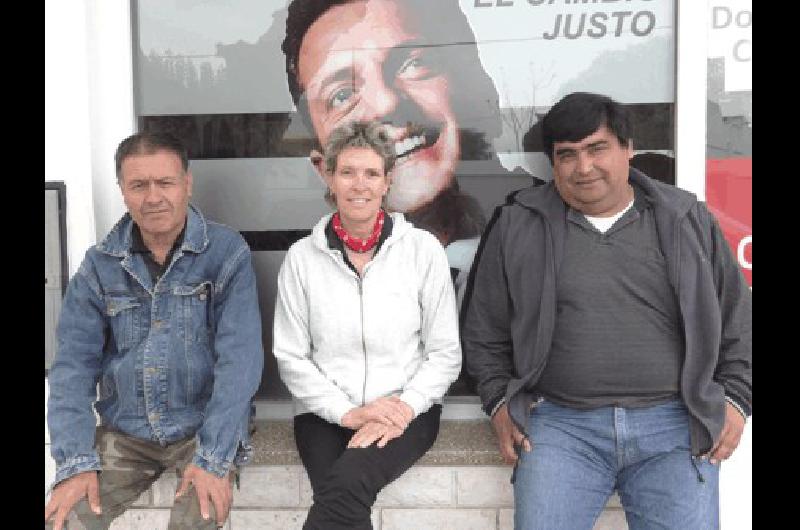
top-left (97, 203), bottom-right (209, 257)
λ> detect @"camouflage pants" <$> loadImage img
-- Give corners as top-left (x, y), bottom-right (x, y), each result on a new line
top-left (47, 426), bottom-right (234, 530)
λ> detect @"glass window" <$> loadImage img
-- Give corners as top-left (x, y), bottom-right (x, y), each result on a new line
top-left (705, 0), bottom-right (752, 285)
top-left (132, 0), bottom-right (677, 398)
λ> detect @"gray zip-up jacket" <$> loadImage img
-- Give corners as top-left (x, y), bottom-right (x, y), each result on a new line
top-left (273, 212), bottom-right (462, 425)
top-left (462, 169), bottom-right (752, 455)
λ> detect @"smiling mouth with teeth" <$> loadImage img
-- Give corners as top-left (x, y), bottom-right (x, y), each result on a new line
top-left (394, 126), bottom-right (441, 159)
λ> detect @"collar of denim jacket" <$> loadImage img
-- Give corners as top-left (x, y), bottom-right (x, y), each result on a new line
top-left (178, 204), bottom-right (209, 254)
top-left (97, 203), bottom-right (209, 257)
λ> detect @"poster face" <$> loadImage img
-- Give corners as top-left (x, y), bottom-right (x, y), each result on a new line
top-left (133, 0), bottom-right (676, 396)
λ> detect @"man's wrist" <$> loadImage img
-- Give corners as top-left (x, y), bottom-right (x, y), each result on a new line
top-left (725, 396), bottom-right (748, 420)
top-left (192, 452), bottom-right (233, 478)
top-left (52, 453), bottom-right (102, 490)
top-left (489, 397), bottom-right (506, 418)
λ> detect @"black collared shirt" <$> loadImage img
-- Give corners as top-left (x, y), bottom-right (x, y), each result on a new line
top-left (130, 222), bottom-right (186, 284)
top-left (325, 212), bottom-right (393, 276)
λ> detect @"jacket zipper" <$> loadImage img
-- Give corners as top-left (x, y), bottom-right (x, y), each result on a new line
top-left (358, 276), bottom-right (367, 406)
top-left (323, 235), bottom-right (386, 408)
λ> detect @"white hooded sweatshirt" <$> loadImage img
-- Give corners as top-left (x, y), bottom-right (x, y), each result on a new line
top-left (273, 212), bottom-right (462, 425)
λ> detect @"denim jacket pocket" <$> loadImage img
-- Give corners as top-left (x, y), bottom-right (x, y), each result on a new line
top-left (104, 295), bottom-right (140, 351)
top-left (173, 281), bottom-right (214, 345)
top-left (172, 281), bottom-right (215, 406)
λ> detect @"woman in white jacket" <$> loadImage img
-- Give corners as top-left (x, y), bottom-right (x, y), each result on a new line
top-left (273, 120), bottom-right (462, 529)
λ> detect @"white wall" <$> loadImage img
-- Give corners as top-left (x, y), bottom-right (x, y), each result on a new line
top-left (86, 0), bottom-right (136, 240)
top-left (44, 0), bottom-right (133, 276)
top-left (45, 0), bottom-right (96, 276)
top-left (676, 0), bottom-right (708, 200)
top-left (720, 420), bottom-right (753, 529)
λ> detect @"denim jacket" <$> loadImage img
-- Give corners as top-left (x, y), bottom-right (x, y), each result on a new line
top-left (47, 205), bottom-right (264, 486)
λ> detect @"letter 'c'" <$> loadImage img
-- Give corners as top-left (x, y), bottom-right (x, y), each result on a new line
top-left (738, 235), bottom-right (752, 270)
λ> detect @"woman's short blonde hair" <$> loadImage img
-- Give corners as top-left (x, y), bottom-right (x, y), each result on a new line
top-left (322, 120), bottom-right (396, 207)
top-left (324, 121), bottom-right (395, 175)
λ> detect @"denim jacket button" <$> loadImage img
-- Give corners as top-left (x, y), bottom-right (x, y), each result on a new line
top-left (199, 293), bottom-right (207, 301)
top-left (153, 320), bottom-right (162, 328)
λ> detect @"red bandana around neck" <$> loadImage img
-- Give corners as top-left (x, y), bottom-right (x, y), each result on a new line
top-left (332, 209), bottom-right (385, 253)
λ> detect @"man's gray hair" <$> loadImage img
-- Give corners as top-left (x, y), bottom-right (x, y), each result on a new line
top-left (323, 121), bottom-right (396, 176)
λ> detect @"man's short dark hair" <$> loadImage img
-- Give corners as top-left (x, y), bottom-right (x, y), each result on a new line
top-left (541, 92), bottom-right (633, 164)
top-left (114, 131), bottom-right (189, 183)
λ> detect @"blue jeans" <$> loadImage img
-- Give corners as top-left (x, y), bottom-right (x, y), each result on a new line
top-left (514, 398), bottom-right (719, 530)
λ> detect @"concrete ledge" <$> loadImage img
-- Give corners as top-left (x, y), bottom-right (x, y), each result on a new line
top-left (49, 419), bottom-right (626, 529)
top-left (250, 419), bottom-right (504, 466)
top-left (98, 463), bottom-right (624, 529)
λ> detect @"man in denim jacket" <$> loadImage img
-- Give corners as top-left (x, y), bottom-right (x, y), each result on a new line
top-left (45, 132), bottom-right (264, 530)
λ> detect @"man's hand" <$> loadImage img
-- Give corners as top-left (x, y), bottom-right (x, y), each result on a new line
top-left (341, 396), bottom-right (414, 431)
top-left (707, 402), bottom-right (746, 465)
top-left (44, 471), bottom-right (101, 530)
top-left (175, 464), bottom-right (232, 527)
top-left (491, 403), bottom-right (532, 465)
top-left (347, 421), bottom-right (404, 449)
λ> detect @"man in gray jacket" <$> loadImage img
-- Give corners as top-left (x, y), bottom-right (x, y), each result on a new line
top-left (462, 92), bottom-right (751, 529)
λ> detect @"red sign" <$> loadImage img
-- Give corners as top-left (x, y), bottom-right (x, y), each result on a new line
top-left (705, 157), bottom-right (751, 285)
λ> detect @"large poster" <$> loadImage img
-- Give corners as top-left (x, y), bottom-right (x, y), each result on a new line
top-left (133, 0), bottom-right (676, 397)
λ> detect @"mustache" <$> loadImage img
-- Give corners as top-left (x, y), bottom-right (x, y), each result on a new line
top-left (141, 206), bottom-right (171, 214)
top-left (393, 124), bottom-right (442, 158)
